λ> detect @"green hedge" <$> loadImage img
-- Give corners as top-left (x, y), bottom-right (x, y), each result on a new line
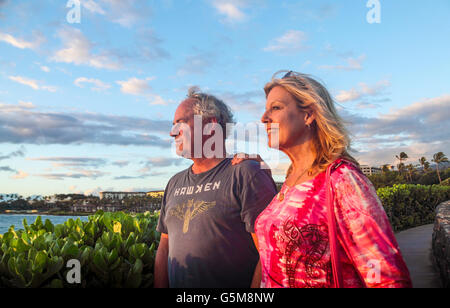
top-left (377, 184), bottom-right (450, 232)
top-left (2, 185), bottom-right (449, 288)
top-left (0, 211), bottom-right (160, 288)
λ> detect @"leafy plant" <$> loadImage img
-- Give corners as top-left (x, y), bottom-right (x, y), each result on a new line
top-left (0, 211), bottom-right (160, 288)
top-left (377, 184), bottom-right (450, 232)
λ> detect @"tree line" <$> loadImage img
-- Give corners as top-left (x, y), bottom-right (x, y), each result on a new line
top-left (369, 151), bottom-right (449, 189)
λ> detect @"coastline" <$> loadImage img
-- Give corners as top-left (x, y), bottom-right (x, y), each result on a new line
top-left (0, 211), bottom-right (92, 216)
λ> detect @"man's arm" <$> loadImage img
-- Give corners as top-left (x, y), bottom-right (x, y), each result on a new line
top-left (250, 233), bottom-right (261, 288)
top-left (154, 233), bottom-right (169, 288)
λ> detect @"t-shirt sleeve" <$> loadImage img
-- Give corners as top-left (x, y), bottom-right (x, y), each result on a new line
top-left (156, 182), bottom-right (170, 235)
top-left (333, 165), bottom-right (412, 288)
top-left (237, 161), bottom-right (278, 233)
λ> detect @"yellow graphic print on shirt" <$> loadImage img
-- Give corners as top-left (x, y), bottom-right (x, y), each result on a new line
top-left (168, 199), bottom-right (216, 233)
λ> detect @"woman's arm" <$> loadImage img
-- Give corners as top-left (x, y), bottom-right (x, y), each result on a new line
top-left (333, 165), bottom-right (412, 288)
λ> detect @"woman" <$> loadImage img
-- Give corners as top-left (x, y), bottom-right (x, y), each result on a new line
top-left (253, 71), bottom-right (412, 288)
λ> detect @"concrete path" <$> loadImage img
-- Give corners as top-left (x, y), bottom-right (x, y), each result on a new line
top-left (395, 224), bottom-right (442, 288)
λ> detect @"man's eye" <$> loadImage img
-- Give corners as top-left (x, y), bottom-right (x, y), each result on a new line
top-left (272, 106), bottom-right (280, 110)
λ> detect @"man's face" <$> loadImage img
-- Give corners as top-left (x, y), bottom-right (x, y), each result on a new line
top-left (170, 99), bottom-right (196, 158)
top-left (171, 99), bottom-right (224, 159)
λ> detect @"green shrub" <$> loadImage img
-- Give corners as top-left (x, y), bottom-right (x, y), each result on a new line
top-left (441, 177), bottom-right (450, 186)
top-left (0, 211), bottom-right (160, 288)
top-left (377, 184), bottom-right (450, 232)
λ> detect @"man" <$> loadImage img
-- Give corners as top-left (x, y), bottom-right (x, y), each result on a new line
top-left (154, 87), bottom-right (277, 288)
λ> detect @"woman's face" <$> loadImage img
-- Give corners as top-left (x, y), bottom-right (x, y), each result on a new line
top-left (261, 86), bottom-right (312, 150)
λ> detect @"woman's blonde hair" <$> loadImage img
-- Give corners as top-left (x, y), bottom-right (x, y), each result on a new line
top-left (264, 71), bottom-right (358, 175)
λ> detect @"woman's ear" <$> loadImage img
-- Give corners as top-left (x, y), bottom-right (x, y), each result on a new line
top-left (304, 112), bottom-right (315, 127)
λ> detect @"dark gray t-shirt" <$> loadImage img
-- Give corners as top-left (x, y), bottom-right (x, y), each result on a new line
top-left (157, 158), bottom-right (277, 288)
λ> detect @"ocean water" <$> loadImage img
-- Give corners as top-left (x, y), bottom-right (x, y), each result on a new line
top-left (0, 214), bottom-right (89, 235)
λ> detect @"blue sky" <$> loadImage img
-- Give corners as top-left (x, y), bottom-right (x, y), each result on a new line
top-left (1, 0), bottom-right (449, 197)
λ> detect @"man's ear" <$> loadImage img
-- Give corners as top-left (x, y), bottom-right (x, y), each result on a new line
top-left (204, 117), bottom-right (220, 135)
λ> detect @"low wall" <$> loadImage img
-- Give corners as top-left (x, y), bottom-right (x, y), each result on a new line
top-left (432, 200), bottom-right (450, 288)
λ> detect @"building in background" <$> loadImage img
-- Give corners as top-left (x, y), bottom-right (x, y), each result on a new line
top-left (99, 191), bottom-right (147, 200)
top-left (360, 165), bottom-right (382, 176)
top-left (146, 191), bottom-right (164, 198)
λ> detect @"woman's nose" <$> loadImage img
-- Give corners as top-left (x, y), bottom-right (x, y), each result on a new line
top-left (261, 110), bottom-right (270, 124)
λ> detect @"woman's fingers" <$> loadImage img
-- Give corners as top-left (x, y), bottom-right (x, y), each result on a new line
top-left (231, 153), bottom-right (264, 165)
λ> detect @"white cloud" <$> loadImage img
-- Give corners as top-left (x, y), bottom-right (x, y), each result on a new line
top-left (0, 102), bottom-right (172, 146)
top-left (0, 31), bottom-right (45, 50)
top-left (9, 76), bottom-right (38, 90)
top-left (263, 30), bottom-right (308, 53)
top-left (211, 0), bottom-right (247, 22)
top-left (11, 170), bottom-right (29, 180)
top-left (335, 80), bottom-right (390, 103)
top-left (116, 77), bottom-right (154, 95)
top-left (176, 52), bottom-right (215, 76)
top-left (52, 27), bottom-right (120, 70)
top-left (346, 94), bottom-right (450, 165)
top-left (18, 101), bottom-right (34, 109)
top-left (81, 0), bottom-right (106, 14)
top-left (8, 76), bottom-right (57, 92)
top-left (74, 77), bottom-right (111, 91)
top-left (35, 169), bottom-right (109, 180)
top-left (149, 95), bottom-right (169, 106)
top-left (319, 54), bottom-right (366, 71)
top-left (40, 65), bottom-right (50, 73)
top-left (101, 0), bottom-right (150, 27)
top-left (84, 186), bottom-right (112, 197)
top-left (116, 77), bottom-right (170, 106)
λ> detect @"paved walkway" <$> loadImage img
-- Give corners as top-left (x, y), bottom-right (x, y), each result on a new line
top-left (395, 224), bottom-right (442, 288)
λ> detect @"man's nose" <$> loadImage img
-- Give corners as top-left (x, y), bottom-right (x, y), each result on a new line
top-left (170, 124), bottom-right (180, 137)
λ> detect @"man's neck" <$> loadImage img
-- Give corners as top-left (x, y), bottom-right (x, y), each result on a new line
top-left (191, 157), bottom-right (226, 174)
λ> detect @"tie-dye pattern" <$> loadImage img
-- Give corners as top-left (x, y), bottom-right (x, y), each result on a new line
top-left (255, 161), bottom-right (412, 288)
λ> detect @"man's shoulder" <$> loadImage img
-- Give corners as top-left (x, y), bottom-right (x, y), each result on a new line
top-left (231, 159), bottom-right (265, 175)
top-left (166, 166), bottom-right (191, 187)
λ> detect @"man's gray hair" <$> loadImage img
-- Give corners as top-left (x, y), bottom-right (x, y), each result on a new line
top-left (187, 86), bottom-right (235, 137)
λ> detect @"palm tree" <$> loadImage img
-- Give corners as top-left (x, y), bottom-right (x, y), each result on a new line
top-left (418, 157), bottom-right (428, 172)
top-left (395, 152), bottom-right (408, 173)
top-left (406, 164), bottom-right (415, 182)
top-left (424, 161), bottom-right (430, 171)
top-left (432, 152), bottom-right (449, 184)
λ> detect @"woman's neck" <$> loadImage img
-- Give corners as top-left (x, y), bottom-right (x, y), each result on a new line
top-left (283, 140), bottom-right (316, 173)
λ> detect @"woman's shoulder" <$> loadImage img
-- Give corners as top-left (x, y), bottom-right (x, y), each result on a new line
top-left (330, 159), bottom-right (372, 190)
top-left (330, 159), bottom-right (384, 215)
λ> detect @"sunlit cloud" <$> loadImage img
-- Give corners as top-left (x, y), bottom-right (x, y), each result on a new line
top-left (345, 94), bottom-right (450, 165)
top-left (11, 170), bottom-right (29, 180)
top-left (0, 103), bottom-right (171, 146)
top-left (80, 0), bottom-right (106, 15)
top-left (319, 54), bottom-right (366, 71)
top-left (8, 76), bottom-right (57, 92)
top-left (52, 27), bottom-right (121, 70)
top-left (335, 80), bottom-right (390, 103)
top-left (210, 0), bottom-right (248, 23)
top-left (263, 30), bottom-right (309, 53)
top-left (0, 31), bottom-right (45, 50)
top-left (116, 77), bottom-right (154, 95)
top-left (28, 157), bottom-right (108, 169)
top-left (74, 77), bottom-right (111, 92)
top-left (116, 77), bottom-right (169, 105)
